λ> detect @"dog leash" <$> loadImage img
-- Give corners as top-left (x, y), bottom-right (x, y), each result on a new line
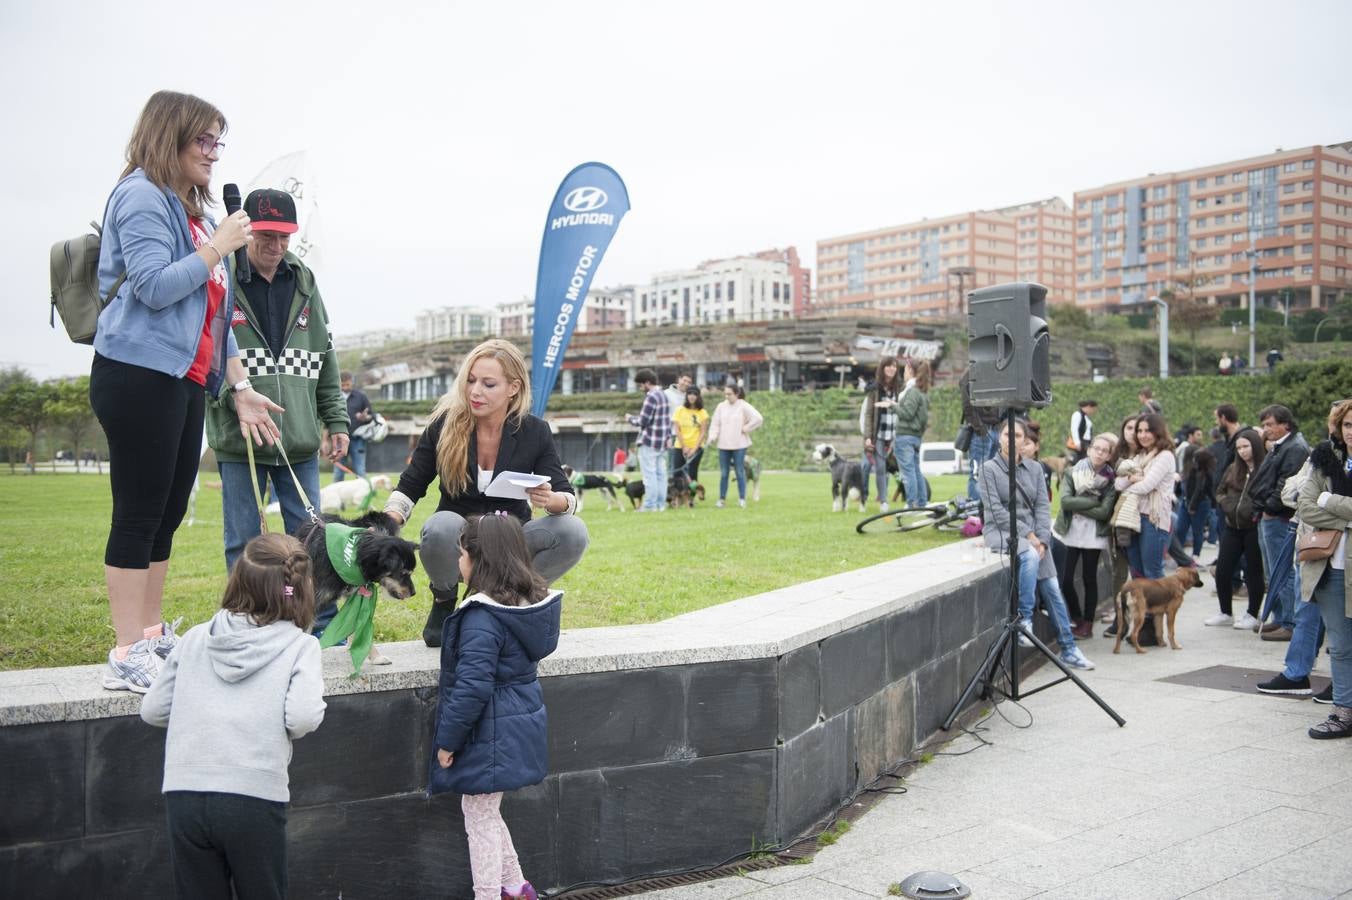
top-left (243, 429), bottom-right (323, 529)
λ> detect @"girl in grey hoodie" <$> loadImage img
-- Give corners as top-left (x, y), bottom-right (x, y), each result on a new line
top-left (141, 533), bottom-right (326, 900)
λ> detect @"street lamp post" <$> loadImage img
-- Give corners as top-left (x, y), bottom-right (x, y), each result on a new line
top-left (1247, 237), bottom-right (1257, 373)
top-left (947, 266), bottom-right (976, 319)
top-left (1149, 294), bottom-right (1169, 379)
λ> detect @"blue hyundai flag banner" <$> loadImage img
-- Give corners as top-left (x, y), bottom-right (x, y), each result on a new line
top-left (530, 163), bottom-right (630, 417)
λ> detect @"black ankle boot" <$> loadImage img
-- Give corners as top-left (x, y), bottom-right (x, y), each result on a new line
top-left (422, 586), bottom-right (459, 648)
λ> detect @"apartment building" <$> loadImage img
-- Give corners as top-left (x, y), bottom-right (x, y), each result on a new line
top-left (633, 253), bottom-right (795, 327)
top-left (754, 246), bottom-right (813, 316)
top-left (494, 286), bottom-right (634, 338)
top-left (414, 306), bottom-right (496, 343)
top-left (333, 328), bottom-right (414, 351)
top-left (1073, 141), bottom-right (1352, 311)
top-left (815, 198), bottom-right (1072, 317)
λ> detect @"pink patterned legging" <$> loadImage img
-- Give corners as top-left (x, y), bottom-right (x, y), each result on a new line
top-left (462, 792), bottom-right (526, 900)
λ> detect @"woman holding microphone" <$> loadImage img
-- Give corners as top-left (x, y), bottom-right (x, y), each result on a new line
top-left (92, 90), bottom-right (281, 693)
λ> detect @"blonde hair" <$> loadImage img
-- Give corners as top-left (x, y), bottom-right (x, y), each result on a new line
top-left (121, 90), bottom-right (225, 218)
top-left (220, 534), bottom-right (315, 631)
top-left (432, 339), bottom-right (532, 495)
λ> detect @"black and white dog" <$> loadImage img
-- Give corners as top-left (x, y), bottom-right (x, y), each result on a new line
top-left (295, 510), bottom-right (419, 666)
top-left (562, 464), bottom-right (622, 512)
top-left (812, 443), bottom-right (866, 512)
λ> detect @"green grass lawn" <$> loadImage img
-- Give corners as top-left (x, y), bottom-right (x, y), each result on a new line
top-left (0, 470), bottom-right (968, 671)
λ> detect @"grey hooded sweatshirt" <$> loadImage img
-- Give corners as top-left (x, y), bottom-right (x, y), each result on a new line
top-left (141, 609), bottom-right (326, 802)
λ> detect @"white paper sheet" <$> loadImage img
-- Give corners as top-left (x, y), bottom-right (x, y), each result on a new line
top-left (483, 471), bottom-right (550, 500)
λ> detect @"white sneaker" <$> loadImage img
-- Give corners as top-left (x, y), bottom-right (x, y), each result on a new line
top-left (1061, 646), bottom-right (1095, 670)
top-left (879, 502), bottom-right (890, 513)
top-left (102, 640), bottom-right (158, 693)
top-left (1016, 619), bottom-right (1033, 648)
top-left (1204, 612), bottom-right (1234, 627)
top-left (1233, 612), bottom-right (1258, 630)
top-left (715, 499), bottom-right (725, 508)
top-left (150, 616), bottom-right (184, 661)
top-left (738, 499), bottom-right (746, 509)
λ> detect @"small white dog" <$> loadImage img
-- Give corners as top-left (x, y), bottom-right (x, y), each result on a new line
top-left (266, 473), bottom-right (392, 515)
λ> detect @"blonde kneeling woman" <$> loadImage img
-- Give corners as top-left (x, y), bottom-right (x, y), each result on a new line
top-left (383, 340), bottom-right (588, 647)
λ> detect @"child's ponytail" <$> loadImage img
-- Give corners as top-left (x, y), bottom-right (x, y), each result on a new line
top-left (222, 533), bottom-right (317, 630)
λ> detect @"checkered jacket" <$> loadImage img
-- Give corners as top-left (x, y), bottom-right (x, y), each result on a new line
top-left (628, 389), bottom-right (672, 450)
top-left (205, 253), bottom-right (348, 465)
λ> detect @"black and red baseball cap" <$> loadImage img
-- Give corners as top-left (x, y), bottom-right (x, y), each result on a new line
top-left (244, 189), bottom-right (299, 233)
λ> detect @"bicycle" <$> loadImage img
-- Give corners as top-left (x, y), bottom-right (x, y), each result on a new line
top-left (855, 494), bottom-right (982, 535)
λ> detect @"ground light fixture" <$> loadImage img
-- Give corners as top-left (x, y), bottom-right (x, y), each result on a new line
top-left (895, 870), bottom-right (971, 899)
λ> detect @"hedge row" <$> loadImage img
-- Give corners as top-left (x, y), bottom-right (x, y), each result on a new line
top-left (927, 358), bottom-right (1352, 447)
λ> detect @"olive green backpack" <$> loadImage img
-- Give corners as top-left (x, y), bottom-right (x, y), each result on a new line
top-left (49, 213), bottom-right (125, 345)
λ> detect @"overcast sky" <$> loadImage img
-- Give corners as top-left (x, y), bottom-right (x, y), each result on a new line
top-left (4, 0), bottom-right (1348, 380)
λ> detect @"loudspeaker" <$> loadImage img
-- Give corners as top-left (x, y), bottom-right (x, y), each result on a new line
top-left (967, 282), bottom-right (1051, 409)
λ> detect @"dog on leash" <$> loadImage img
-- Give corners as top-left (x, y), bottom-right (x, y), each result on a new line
top-left (621, 473), bottom-right (705, 509)
top-left (295, 510), bottom-right (418, 668)
top-left (669, 469), bottom-right (695, 508)
top-left (1113, 568), bottom-right (1203, 654)
top-left (562, 465), bottom-right (622, 512)
top-left (812, 443), bottom-right (865, 512)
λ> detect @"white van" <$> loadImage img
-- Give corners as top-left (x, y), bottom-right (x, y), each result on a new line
top-left (919, 441), bottom-right (964, 476)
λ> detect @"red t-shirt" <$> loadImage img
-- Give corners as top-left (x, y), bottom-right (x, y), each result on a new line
top-left (184, 217), bottom-right (228, 386)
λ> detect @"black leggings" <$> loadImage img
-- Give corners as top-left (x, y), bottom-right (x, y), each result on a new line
top-left (90, 354), bottom-right (204, 568)
top-left (1215, 524), bottom-right (1264, 617)
top-left (1059, 545), bottom-right (1102, 622)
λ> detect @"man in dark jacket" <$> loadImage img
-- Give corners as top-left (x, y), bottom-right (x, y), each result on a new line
top-left (1249, 404), bottom-right (1310, 639)
top-left (334, 372), bottom-right (373, 481)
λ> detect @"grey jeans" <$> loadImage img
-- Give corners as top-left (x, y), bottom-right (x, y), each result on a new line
top-left (420, 510), bottom-right (590, 593)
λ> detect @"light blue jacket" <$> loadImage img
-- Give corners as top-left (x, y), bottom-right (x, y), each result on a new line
top-left (94, 169), bottom-right (237, 395)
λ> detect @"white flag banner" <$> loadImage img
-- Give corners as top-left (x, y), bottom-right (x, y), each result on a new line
top-left (249, 151), bottom-right (323, 271)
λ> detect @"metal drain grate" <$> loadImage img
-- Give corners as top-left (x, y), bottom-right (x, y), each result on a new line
top-left (1159, 664), bottom-right (1330, 696)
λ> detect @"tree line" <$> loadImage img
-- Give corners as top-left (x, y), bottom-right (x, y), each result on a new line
top-left (0, 368), bottom-right (104, 474)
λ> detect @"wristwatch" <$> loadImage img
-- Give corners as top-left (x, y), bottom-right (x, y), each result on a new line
top-left (231, 378), bottom-right (253, 394)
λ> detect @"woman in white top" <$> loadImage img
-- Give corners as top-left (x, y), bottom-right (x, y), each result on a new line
top-left (1114, 413), bottom-right (1177, 579)
top-left (707, 383), bottom-right (763, 508)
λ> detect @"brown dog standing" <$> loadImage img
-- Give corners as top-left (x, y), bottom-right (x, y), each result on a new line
top-left (1113, 568), bottom-right (1204, 654)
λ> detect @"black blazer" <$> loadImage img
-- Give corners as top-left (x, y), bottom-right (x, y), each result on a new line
top-left (394, 413), bottom-right (572, 523)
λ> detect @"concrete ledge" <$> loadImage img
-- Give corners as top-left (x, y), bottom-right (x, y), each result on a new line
top-left (0, 540), bottom-right (1001, 726)
top-left (1, 539), bottom-right (1013, 897)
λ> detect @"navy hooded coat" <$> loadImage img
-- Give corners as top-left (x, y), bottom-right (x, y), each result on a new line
top-left (428, 590), bottom-right (562, 797)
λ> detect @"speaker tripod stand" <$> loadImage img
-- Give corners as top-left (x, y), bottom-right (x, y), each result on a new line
top-left (942, 408), bottom-right (1124, 731)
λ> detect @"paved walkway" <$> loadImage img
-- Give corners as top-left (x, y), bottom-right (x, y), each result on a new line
top-left (641, 583), bottom-right (1352, 899)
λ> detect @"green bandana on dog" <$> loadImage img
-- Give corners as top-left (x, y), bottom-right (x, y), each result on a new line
top-left (318, 523), bottom-right (378, 675)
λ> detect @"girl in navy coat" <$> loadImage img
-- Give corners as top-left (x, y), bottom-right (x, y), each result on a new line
top-left (430, 512), bottom-right (561, 900)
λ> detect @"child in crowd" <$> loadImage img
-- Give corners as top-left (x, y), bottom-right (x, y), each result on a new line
top-left (430, 513), bottom-right (563, 900)
top-left (141, 533), bottom-right (326, 900)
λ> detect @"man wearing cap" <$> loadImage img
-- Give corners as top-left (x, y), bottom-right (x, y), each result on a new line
top-left (206, 188), bottom-right (349, 572)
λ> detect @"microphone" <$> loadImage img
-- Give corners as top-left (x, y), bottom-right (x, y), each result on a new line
top-left (221, 183), bottom-right (252, 284)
